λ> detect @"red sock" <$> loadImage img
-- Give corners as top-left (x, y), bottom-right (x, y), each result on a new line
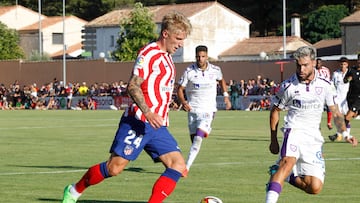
top-left (327, 112), bottom-right (332, 124)
top-left (148, 176), bottom-right (177, 203)
top-left (74, 163), bottom-right (105, 193)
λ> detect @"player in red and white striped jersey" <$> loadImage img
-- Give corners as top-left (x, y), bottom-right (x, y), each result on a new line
top-left (62, 11), bottom-right (192, 203)
top-left (316, 58), bottom-right (333, 130)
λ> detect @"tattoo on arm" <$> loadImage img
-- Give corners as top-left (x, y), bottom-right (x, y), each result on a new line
top-left (329, 105), bottom-right (346, 132)
top-left (127, 75), bottom-right (150, 114)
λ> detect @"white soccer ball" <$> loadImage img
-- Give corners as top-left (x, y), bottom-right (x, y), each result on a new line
top-left (199, 196), bottom-right (223, 203)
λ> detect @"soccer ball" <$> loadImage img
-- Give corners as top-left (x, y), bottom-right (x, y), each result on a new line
top-left (199, 196), bottom-right (223, 203)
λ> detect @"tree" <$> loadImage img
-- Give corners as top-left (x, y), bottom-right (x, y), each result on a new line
top-left (303, 5), bottom-right (349, 44)
top-left (111, 2), bottom-right (157, 61)
top-left (0, 22), bottom-right (25, 60)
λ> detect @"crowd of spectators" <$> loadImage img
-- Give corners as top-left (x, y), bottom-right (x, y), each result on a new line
top-left (0, 78), bottom-right (128, 110)
top-left (1, 75), bottom-right (279, 111)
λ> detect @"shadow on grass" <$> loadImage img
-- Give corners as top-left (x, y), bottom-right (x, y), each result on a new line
top-left (38, 198), bottom-right (146, 203)
top-left (216, 137), bottom-right (268, 142)
top-left (8, 165), bottom-right (161, 174)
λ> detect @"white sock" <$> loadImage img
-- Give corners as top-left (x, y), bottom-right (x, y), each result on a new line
top-left (265, 190), bottom-right (279, 203)
top-left (70, 185), bottom-right (82, 199)
top-left (186, 136), bottom-right (203, 170)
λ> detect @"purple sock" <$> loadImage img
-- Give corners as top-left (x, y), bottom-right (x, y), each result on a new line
top-left (268, 182), bottom-right (282, 194)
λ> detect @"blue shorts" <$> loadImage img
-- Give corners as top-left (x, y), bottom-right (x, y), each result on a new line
top-left (109, 115), bottom-right (181, 162)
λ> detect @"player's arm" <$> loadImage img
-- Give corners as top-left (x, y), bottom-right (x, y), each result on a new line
top-left (328, 104), bottom-right (358, 146)
top-left (269, 105), bottom-right (281, 154)
top-left (176, 84), bottom-right (191, 112)
top-left (219, 78), bottom-right (231, 110)
top-left (127, 74), bottom-right (163, 128)
top-left (343, 69), bottom-right (352, 83)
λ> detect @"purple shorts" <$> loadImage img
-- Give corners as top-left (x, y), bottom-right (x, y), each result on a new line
top-left (109, 115), bottom-right (181, 161)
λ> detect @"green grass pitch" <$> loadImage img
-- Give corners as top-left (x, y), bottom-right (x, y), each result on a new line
top-left (0, 110), bottom-right (359, 203)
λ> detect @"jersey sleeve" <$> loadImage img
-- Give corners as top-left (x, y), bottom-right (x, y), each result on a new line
top-left (133, 54), bottom-right (149, 80)
top-left (178, 68), bottom-right (189, 87)
top-left (325, 82), bottom-right (337, 107)
top-left (272, 80), bottom-right (290, 110)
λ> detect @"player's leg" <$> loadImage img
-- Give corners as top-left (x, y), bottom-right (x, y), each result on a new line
top-left (290, 136), bottom-right (325, 194)
top-left (326, 105), bottom-right (333, 130)
top-left (290, 175), bottom-right (323, 194)
top-left (266, 156), bottom-right (296, 203)
top-left (185, 130), bottom-right (205, 169)
top-left (147, 128), bottom-right (185, 203)
top-left (185, 112), bottom-right (213, 173)
top-left (62, 155), bottom-right (129, 203)
top-left (62, 116), bottom-right (142, 203)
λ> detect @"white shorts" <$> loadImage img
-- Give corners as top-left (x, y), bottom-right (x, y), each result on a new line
top-left (187, 111), bottom-right (214, 136)
top-left (281, 128), bottom-right (325, 183)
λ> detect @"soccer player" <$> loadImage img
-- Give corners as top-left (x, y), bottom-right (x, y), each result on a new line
top-left (265, 46), bottom-right (357, 203)
top-left (331, 53), bottom-right (360, 141)
top-left (328, 57), bottom-right (350, 141)
top-left (61, 11), bottom-right (192, 203)
top-left (177, 45), bottom-right (231, 177)
top-left (316, 58), bottom-right (333, 129)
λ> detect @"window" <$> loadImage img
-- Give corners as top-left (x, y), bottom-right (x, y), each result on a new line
top-left (110, 35), bottom-right (115, 47)
top-left (52, 33), bottom-right (63, 44)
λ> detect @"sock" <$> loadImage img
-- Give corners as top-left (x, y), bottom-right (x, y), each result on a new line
top-left (74, 162), bottom-right (110, 194)
top-left (186, 135), bottom-right (203, 170)
top-left (327, 111), bottom-right (332, 124)
top-left (287, 174), bottom-right (297, 186)
top-left (345, 119), bottom-right (351, 133)
top-left (265, 182), bottom-right (282, 203)
top-left (148, 168), bottom-right (181, 203)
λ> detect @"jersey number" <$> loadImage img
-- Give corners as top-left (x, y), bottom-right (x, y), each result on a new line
top-left (124, 130), bottom-right (143, 149)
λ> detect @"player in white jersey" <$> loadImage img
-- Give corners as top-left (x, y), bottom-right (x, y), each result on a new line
top-left (316, 58), bottom-right (333, 130)
top-left (329, 57), bottom-right (350, 141)
top-left (177, 45), bottom-right (231, 177)
top-left (265, 46), bottom-right (357, 203)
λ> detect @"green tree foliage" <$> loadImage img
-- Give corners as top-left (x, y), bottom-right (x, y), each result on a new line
top-left (0, 22), bottom-right (25, 60)
top-left (303, 5), bottom-right (349, 44)
top-left (67, 0), bottom-right (109, 21)
top-left (111, 2), bottom-right (157, 61)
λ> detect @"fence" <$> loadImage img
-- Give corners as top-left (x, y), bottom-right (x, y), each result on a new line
top-left (0, 59), bottom-right (355, 87)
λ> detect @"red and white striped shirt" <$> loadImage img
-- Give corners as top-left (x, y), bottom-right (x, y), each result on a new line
top-left (317, 66), bottom-right (331, 81)
top-left (125, 42), bottom-right (176, 126)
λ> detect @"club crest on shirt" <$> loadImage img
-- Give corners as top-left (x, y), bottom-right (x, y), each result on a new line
top-left (124, 145), bottom-right (134, 155)
top-left (290, 144), bottom-right (297, 152)
top-left (316, 151), bottom-right (324, 161)
top-left (315, 87), bottom-right (323, 95)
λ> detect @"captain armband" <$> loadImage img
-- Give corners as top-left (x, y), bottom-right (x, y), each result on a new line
top-left (223, 92), bottom-right (229, 97)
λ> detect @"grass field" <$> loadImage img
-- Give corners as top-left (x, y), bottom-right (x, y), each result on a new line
top-left (0, 110), bottom-right (359, 203)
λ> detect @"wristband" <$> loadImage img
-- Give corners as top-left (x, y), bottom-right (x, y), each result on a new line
top-left (223, 92), bottom-right (229, 97)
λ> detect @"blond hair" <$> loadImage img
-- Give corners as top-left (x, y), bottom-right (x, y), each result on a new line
top-left (161, 11), bottom-right (192, 36)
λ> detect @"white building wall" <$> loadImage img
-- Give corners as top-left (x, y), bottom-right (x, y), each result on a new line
top-left (42, 18), bottom-right (86, 55)
top-left (93, 27), bottom-right (120, 59)
top-left (183, 5), bottom-right (250, 62)
top-left (342, 25), bottom-right (360, 55)
top-left (0, 7), bottom-right (44, 30)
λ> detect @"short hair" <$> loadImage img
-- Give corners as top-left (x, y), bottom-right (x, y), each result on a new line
top-left (196, 45), bottom-right (208, 53)
top-left (161, 11), bottom-right (192, 36)
top-left (339, 56), bottom-right (348, 62)
top-left (293, 46), bottom-right (317, 61)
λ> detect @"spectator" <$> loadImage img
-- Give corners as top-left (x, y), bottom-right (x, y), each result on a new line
top-left (78, 82), bottom-right (89, 96)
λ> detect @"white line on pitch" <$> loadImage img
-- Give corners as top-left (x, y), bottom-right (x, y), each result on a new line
top-left (1, 158), bottom-right (359, 176)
